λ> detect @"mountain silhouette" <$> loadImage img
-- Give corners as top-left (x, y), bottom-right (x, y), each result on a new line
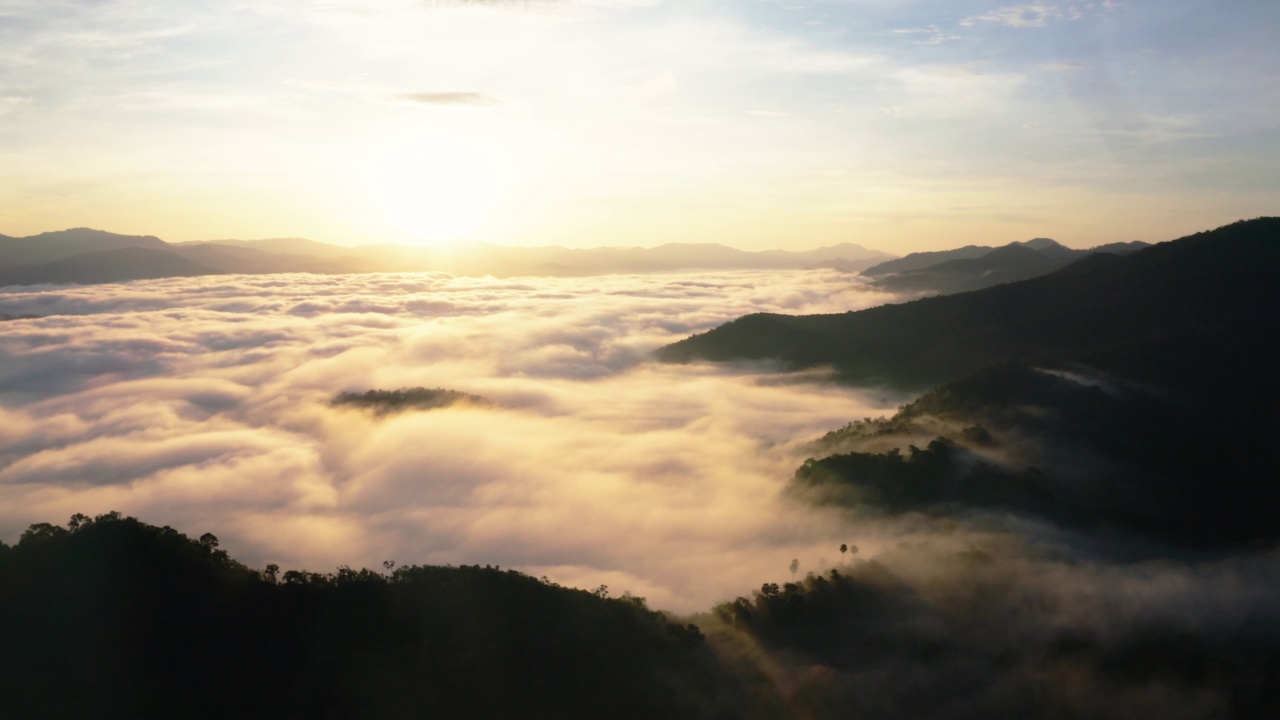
top-left (866, 238), bottom-right (1151, 295)
top-left (0, 514), bottom-right (728, 720)
top-left (860, 244), bottom-right (995, 276)
top-left (0, 247), bottom-right (223, 286)
top-left (659, 218), bottom-right (1280, 548)
top-left (657, 218), bottom-right (1276, 391)
top-left (0, 228), bottom-right (170, 266)
top-left (0, 228), bottom-right (897, 283)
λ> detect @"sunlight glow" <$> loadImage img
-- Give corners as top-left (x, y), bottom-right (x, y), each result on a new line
top-left (374, 142), bottom-right (501, 247)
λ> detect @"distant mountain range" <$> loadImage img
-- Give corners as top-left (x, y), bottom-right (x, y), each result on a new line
top-left (0, 228), bottom-right (896, 286)
top-left (861, 237), bottom-right (1151, 295)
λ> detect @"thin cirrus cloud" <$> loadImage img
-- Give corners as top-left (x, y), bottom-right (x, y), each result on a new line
top-left (393, 91), bottom-right (501, 105)
top-left (960, 1), bottom-right (1113, 28)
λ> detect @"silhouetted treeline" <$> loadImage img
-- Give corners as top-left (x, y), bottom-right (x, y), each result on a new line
top-left (331, 387), bottom-right (489, 415)
top-left (0, 513), bottom-right (736, 720)
top-left (4, 514), bottom-right (1277, 719)
top-left (703, 558), bottom-right (1280, 720)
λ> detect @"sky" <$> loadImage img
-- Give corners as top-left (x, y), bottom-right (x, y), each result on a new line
top-left (1, 0), bottom-right (1277, 251)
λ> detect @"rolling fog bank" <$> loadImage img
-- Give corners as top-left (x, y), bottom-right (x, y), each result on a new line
top-left (0, 269), bottom-right (904, 611)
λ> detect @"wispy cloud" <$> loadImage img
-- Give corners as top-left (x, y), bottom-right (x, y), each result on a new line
top-left (393, 91), bottom-right (500, 105)
top-left (960, 1), bottom-right (1118, 29)
top-left (961, 3), bottom-right (1066, 29)
top-left (893, 25), bottom-right (962, 45)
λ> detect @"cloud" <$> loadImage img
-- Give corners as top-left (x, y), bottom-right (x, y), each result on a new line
top-left (960, 1), bottom-right (1117, 29)
top-left (0, 269), bottom-right (906, 612)
top-left (962, 3), bottom-right (1066, 29)
top-left (393, 91), bottom-right (500, 105)
top-left (702, 538), bottom-right (1280, 718)
top-left (3, 261), bottom-right (1275, 715)
top-left (893, 25), bottom-right (962, 45)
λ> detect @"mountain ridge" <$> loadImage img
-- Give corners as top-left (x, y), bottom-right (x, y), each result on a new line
top-left (0, 228), bottom-right (897, 284)
top-left (863, 237), bottom-right (1151, 294)
top-left (656, 217), bottom-right (1279, 391)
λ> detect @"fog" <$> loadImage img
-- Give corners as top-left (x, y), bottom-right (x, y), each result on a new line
top-left (0, 269), bottom-right (908, 612)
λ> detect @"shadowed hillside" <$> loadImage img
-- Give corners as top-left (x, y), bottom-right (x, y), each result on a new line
top-left (0, 247), bottom-right (223, 285)
top-left (860, 244), bottom-right (994, 276)
top-left (0, 514), bottom-right (736, 720)
top-left (868, 239), bottom-right (1149, 295)
top-left (658, 218), bottom-right (1280, 391)
top-left (4, 513), bottom-right (1276, 720)
top-left (0, 228), bottom-right (169, 266)
top-left (661, 218), bottom-right (1280, 548)
top-left (793, 361), bottom-right (1280, 548)
top-left (703, 554), bottom-right (1280, 720)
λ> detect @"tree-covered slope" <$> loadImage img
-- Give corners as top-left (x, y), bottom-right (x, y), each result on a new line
top-left (704, 557), bottom-right (1280, 720)
top-left (657, 218), bottom-right (1280, 391)
top-left (793, 361), bottom-right (1280, 547)
top-left (0, 514), bottom-right (735, 720)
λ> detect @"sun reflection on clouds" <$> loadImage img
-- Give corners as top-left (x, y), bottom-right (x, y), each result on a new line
top-left (0, 269), bottom-right (907, 611)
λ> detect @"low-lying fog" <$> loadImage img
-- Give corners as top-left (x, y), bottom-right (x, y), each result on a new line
top-left (0, 269), bottom-right (908, 611)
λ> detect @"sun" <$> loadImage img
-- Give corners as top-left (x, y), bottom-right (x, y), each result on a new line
top-left (374, 142), bottom-right (501, 246)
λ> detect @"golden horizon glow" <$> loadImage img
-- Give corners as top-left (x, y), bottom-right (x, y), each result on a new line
top-left (0, 1), bottom-right (1277, 253)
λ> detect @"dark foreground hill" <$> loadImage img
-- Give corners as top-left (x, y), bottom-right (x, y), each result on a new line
top-left (4, 513), bottom-right (1278, 720)
top-left (0, 514), bottom-right (731, 720)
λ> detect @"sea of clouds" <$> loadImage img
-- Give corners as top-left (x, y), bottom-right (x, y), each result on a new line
top-left (0, 269), bottom-right (910, 611)
top-left (7, 267), bottom-right (1279, 717)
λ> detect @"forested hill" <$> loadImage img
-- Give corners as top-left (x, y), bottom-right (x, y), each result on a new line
top-left (656, 218), bottom-right (1280, 391)
top-left (0, 514), bottom-right (731, 720)
top-left (5, 514), bottom-right (1279, 719)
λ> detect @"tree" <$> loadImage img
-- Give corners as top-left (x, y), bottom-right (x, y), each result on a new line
top-left (840, 544), bottom-right (847, 562)
top-left (198, 533), bottom-right (219, 550)
top-left (19, 523), bottom-right (68, 547)
top-left (789, 558), bottom-right (799, 578)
